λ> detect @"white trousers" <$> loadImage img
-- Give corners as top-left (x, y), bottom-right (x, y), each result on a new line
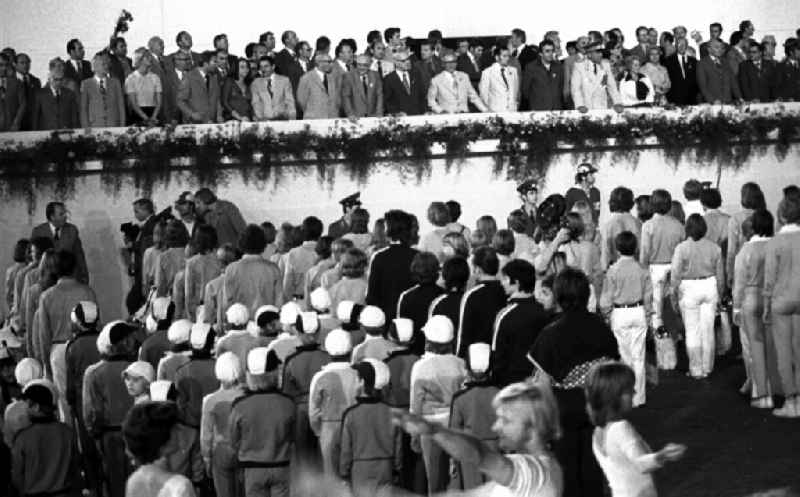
top-left (679, 277), bottom-right (719, 377)
top-left (50, 343), bottom-right (72, 426)
top-left (649, 264), bottom-right (671, 329)
top-left (611, 306), bottom-right (648, 406)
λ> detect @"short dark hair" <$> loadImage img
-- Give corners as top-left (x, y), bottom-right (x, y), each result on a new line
top-left (494, 46), bottom-right (509, 58)
top-left (384, 27), bottom-right (400, 43)
top-left (609, 187), bottom-right (634, 213)
top-left (739, 20), bottom-right (752, 32)
top-left (615, 231), bottom-right (638, 256)
top-left (750, 210), bottom-right (774, 237)
top-left (428, 29), bottom-right (443, 41)
top-left (315, 236), bottom-right (333, 260)
top-left (411, 252), bottom-right (440, 285)
top-left (258, 55), bottom-right (275, 67)
top-left (341, 248), bottom-right (368, 278)
top-left (349, 208), bottom-right (369, 234)
top-left (164, 219), bottom-right (189, 248)
top-left (700, 188), bottom-right (722, 209)
top-left (238, 224), bottom-right (268, 254)
top-left (66, 38), bottom-right (81, 53)
top-left (446, 200), bottom-right (462, 223)
top-left (442, 257), bottom-right (469, 291)
top-left (261, 221), bottom-right (276, 244)
top-left (45, 201), bottom-right (65, 221)
top-left (244, 43), bottom-right (257, 58)
top-left (661, 32), bottom-right (675, 44)
top-left (511, 28), bottom-right (527, 43)
top-left (635, 195), bottom-right (652, 222)
top-left (176, 30), bottom-right (190, 45)
top-left (30, 236), bottom-right (54, 257)
top-left (192, 224), bottom-right (218, 254)
top-left (472, 246), bottom-right (499, 276)
top-left (199, 50), bottom-right (216, 66)
top-left (301, 216), bottom-right (323, 241)
top-left (670, 201), bottom-right (686, 224)
top-left (780, 195), bottom-right (800, 224)
top-left (315, 36), bottom-right (331, 52)
top-left (367, 30), bottom-right (382, 45)
top-left (730, 31), bottom-right (743, 46)
top-left (710, 22), bottom-right (723, 31)
top-left (502, 259), bottom-right (536, 293)
top-left (213, 33), bottom-right (227, 47)
top-left (749, 40), bottom-right (764, 52)
top-left (54, 250), bottom-right (77, 278)
top-left (507, 210), bottom-right (528, 234)
top-left (683, 179), bottom-right (702, 201)
top-left (133, 198), bottom-right (154, 214)
top-left (427, 202), bottom-right (451, 227)
top-left (685, 214), bottom-right (707, 240)
top-left (585, 362), bottom-right (635, 427)
top-left (554, 267), bottom-right (590, 311)
top-left (636, 26), bottom-right (649, 37)
top-left (492, 229), bottom-right (515, 256)
top-left (13, 239), bottom-right (31, 263)
top-left (740, 182), bottom-right (766, 210)
top-left (258, 31), bottom-right (274, 43)
top-left (194, 187), bottom-right (217, 204)
top-left (566, 41), bottom-right (577, 51)
top-left (123, 401), bottom-right (179, 465)
top-left (650, 189), bottom-right (672, 215)
top-left (385, 210), bottom-right (413, 244)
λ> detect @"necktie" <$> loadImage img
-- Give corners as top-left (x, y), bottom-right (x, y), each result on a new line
top-left (99, 78), bottom-right (106, 94)
top-left (323, 73), bottom-right (328, 93)
top-left (204, 73), bottom-right (210, 91)
top-left (512, 49), bottom-right (518, 58)
top-left (679, 56), bottom-right (686, 79)
top-left (55, 89), bottom-right (61, 102)
top-left (362, 74), bottom-right (369, 96)
top-left (377, 60), bottom-right (382, 75)
top-left (267, 78), bottom-right (273, 98)
top-left (24, 75), bottom-right (29, 86)
top-left (54, 227), bottom-right (61, 241)
top-left (402, 72), bottom-right (410, 94)
top-left (501, 67), bottom-right (509, 89)
top-left (593, 63), bottom-right (598, 75)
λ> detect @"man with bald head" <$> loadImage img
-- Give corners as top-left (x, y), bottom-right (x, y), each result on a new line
top-left (341, 54), bottom-right (383, 117)
top-left (428, 53), bottom-right (487, 113)
top-left (296, 52), bottom-right (340, 119)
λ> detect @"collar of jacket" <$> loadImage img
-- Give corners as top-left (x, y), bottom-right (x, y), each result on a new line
top-left (356, 396), bottom-right (382, 404)
top-left (464, 379), bottom-right (495, 389)
top-left (296, 343), bottom-right (320, 352)
top-left (386, 348), bottom-right (414, 359)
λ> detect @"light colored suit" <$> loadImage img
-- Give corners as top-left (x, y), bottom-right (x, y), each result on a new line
top-left (176, 68), bottom-right (222, 124)
top-left (428, 70), bottom-right (487, 113)
top-left (251, 75), bottom-right (296, 120)
top-left (296, 70), bottom-right (341, 119)
top-left (79, 76), bottom-right (125, 128)
top-left (341, 70), bottom-right (384, 118)
top-left (479, 63), bottom-right (519, 112)
top-left (570, 59), bottom-right (621, 110)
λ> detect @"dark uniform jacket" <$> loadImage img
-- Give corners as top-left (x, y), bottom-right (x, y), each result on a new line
top-left (664, 53), bottom-right (699, 105)
top-left (428, 290), bottom-right (464, 333)
top-left (383, 349), bottom-right (419, 408)
top-left (366, 243), bottom-right (418, 322)
top-left (282, 345), bottom-right (330, 404)
top-left (738, 59), bottom-right (776, 102)
top-left (491, 296), bottom-right (550, 386)
top-left (327, 217), bottom-right (350, 239)
top-left (397, 283), bottom-right (445, 355)
top-left (12, 419), bottom-right (81, 495)
top-left (449, 381), bottom-right (500, 490)
top-left (65, 329), bottom-right (101, 413)
top-left (775, 59), bottom-right (800, 101)
top-left (522, 59), bottom-right (564, 111)
top-left (230, 389), bottom-right (296, 465)
top-left (175, 357), bottom-right (219, 427)
top-left (139, 328), bottom-right (172, 372)
top-left (456, 280), bottom-right (506, 358)
top-left (81, 357), bottom-right (134, 437)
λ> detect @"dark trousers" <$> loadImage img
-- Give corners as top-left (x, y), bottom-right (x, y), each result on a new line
top-left (99, 431), bottom-right (131, 497)
top-left (554, 388), bottom-right (605, 497)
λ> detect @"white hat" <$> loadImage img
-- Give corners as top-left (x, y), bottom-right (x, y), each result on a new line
top-left (195, 305), bottom-right (206, 324)
top-left (215, 351), bottom-right (242, 383)
top-left (190, 322), bottom-right (213, 350)
top-left (336, 301), bottom-right (356, 321)
top-left (151, 297), bottom-right (173, 321)
top-left (364, 358), bottom-right (391, 390)
top-left (149, 380), bottom-right (174, 401)
top-left (247, 346), bottom-right (279, 375)
top-left (309, 287), bottom-right (332, 312)
top-left (70, 301), bottom-right (98, 327)
top-left (392, 318), bottom-right (414, 343)
top-left (246, 320), bottom-right (261, 336)
top-left (423, 315), bottom-right (454, 344)
top-left (324, 329), bottom-right (353, 357)
top-left (359, 306), bottom-right (385, 328)
top-left (297, 311), bottom-right (319, 334)
top-left (14, 358), bottom-right (43, 386)
top-left (167, 319), bottom-right (193, 344)
top-left (226, 303), bottom-right (250, 326)
top-left (468, 343), bottom-right (491, 373)
top-left (280, 302), bottom-right (302, 326)
top-left (122, 361), bottom-right (155, 383)
top-left (255, 305), bottom-right (280, 327)
top-left (97, 320), bottom-right (132, 354)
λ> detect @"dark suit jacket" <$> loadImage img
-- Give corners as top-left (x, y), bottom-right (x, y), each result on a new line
top-left (274, 48), bottom-right (305, 94)
top-left (456, 53), bottom-right (482, 89)
top-left (522, 59), bottom-right (563, 111)
top-left (774, 60), bottom-right (800, 101)
top-left (382, 70), bottom-right (426, 116)
top-left (664, 53), bottom-right (699, 105)
top-left (366, 243), bottom-right (418, 322)
top-left (18, 74), bottom-right (41, 130)
top-left (30, 223), bottom-right (89, 283)
top-left (341, 70), bottom-right (384, 117)
top-left (63, 59), bottom-right (93, 88)
top-left (696, 57), bottom-right (740, 103)
top-left (414, 58), bottom-right (443, 96)
top-left (108, 54), bottom-right (133, 87)
top-left (161, 67), bottom-right (184, 124)
top-left (177, 68), bottom-right (222, 123)
top-left (738, 60), bottom-right (776, 102)
top-left (33, 85), bottom-right (80, 130)
top-left (0, 76), bottom-right (26, 131)
top-left (514, 45), bottom-right (539, 71)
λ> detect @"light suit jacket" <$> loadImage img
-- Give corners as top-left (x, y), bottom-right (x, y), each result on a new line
top-left (428, 70), bottom-right (487, 113)
top-left (79, 76), bottom-right (125, 127)
top-left (341, 70), bottom-right (384, 118)
top-left (570, 59), bottom-right (621, 109)
top-left (176, 68), bottom-right (222, 123)
top-left (296, 70), bottom-right (341, 119)
top-left (479, 63), bottom-right (519, 112)
top-left (251, 75), bottom-right (296, 120)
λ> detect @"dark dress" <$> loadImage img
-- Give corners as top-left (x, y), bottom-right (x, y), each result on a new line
top-left (221, 77), bottom-right (253, 120)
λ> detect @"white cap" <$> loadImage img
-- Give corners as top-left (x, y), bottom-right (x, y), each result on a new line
top-left (468, 343), bottom-right (491, 373)
top-left (70, 301), bottom-right (98, 327)
top-left (151, 297), bottom-right (173, 321)
top-left (392, 318), bottom-right (414, 343)
top-left (122, 361), bottom-right (155, 383)
top-left (324, 329), bottom-right (353, 356)
top-left (246, 320), bottom-right (261, 336)
top-left (336, 301), bottom-right (356, 321)
top-left (215, 351), bottom-right (242, 383)
top-left (297, 311), bottom-right (319, 334)
top-left (247, 346), bottom-right (278, 375)
top-left (359, 306), bottom-right (385, 328)
top-left (364, 358), bottom-right (391, 390)
top-left (255, 305), bottom-right (279, 324)
top-left (309, 287), bottom-right (332, 311)
top-left (280, 302), bottom-right (302, 326)
top-left (423, 315), bottom-right (454, 344)
top-left (97, 320), bottom-right (128, 354)
top-left (195, 305), bottom-right (206, 324)
top-left (226, 303), bottom-right (250, 326)
top-left (167, 319), bottom-right (193, 344)
top-left (14, 358), bottom-right (43, 386)
top-left (190, 322), bottom-right (213, 350)
top-left (149, 380), bottom-right (174, 401)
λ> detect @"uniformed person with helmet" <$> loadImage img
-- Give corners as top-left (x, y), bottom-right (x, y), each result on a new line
top-left (328, 192), bottom-right (362, 239)
top-left (517, 178), bottom-right (540, 238)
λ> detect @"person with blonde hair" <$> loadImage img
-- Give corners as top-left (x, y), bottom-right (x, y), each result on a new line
top-left (419, 202), bottom-right (452, 262)
top-left (125, 47), bottom-right (162, 125)
top-left (329, 248), bottom-right (369, 311)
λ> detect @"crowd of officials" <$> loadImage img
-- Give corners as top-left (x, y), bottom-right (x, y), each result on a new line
top-left (1, 20), bottom-right (800, 131)
top-left (1, 163), bottom-right (799, 497)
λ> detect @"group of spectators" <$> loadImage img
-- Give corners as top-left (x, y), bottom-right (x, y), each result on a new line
top-left (1, 20), bottom-right (800, 131)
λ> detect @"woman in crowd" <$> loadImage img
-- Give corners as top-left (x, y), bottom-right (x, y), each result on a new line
top-left (727, 183), bottom-right (767, 289)
top-left (343, 208), bottom-right (372, 252)
top-left (475, 215), bottom-right (498, 246)
top-left (641, 46), bottom-right (671, 105)
top-left (155, 220), bottom-right (190, 298)
top-left (125, 48), bottom-right (162, 126)
top-left (618, 55), bottom-right (655, 107)
top-left (491, 229), bottom-right (516, 272)
top-left (26, 249), bottom-right (58, 364)
top-left (328, 247), bottom-right (369, 311)
top-left (418, 202), bottom-right (452, 262)
top-left (143, 220), bottom-right (167, 297)
top-left (441, 232), bottom-right (470, 261)
top-left (221, 57), bottom-right (253, 121)
top-left (5, 239), bottom-right (29, 312)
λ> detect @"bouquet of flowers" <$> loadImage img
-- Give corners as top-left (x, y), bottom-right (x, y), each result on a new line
top-left (114, 10), bottom-right (134, 35)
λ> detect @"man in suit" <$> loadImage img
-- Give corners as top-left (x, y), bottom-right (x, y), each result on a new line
top-left (160, 50), bottom-right (189, 125)
top-left (774, 39), bottom-right (800, 101)
top-left (169, 31), bottom-right (202, 70)
top-left (369, 41), bottom-right (395, 78)
top-left (697, 39), bottom-right (742, 104)
top-left (127, 198), bottom-right (158, 312)
top-left (177, 50), bottom-right (223, 124)
top-left (627, 26), bottom-right (651, 63)
top-left (738, 41), bottom-right (776, 102)
top-left (275, 30), bottom-right (305, 94)
top-left (522, 39), bottom-right (563, 111)
top-left (79, 54), bottom-right (125, 128)
top-left (665, 38), bottom-right (699, 105)
top-left (34, 61), bottom-right (79, 130)
top-left (31, 202), bottom-right (89, 283)
top-left (341, 54), bottom-right (384, 118)
top-left (0, 53), bottom-right (26, 131)
top-left (726, 31), bottom-right (748, 77)
top-left (147, 37), bottom-right (168, 81)
top-left (107, 37), bottom-right (133, 87)
top-left (382, 51), bottom-right (426, 116)
top-left (428, 53), bottom-right (487, 114)
top-left (251, 55), bottom-right (296, 120)
top-left (456, 39), bottom-right (482, 90)
top-left (296, 52), bottom-right (340, 119)
top-left (330, 40), bottom-right (354, 84)
top-left (699, 23), bottom-right (728, 59)
top-left (213, 34), bottom-right (238, 75)
top-left (64, 39), bottom-right (93, 89)
top-left (366, 210), bottom-right (418, 322)
top-left (479, 47), bottom-right (520, 112)
top-left (14, 53), bottom-right (40, 130)
top-left (414, 40), bottom-right (443, 98)
top-left (509, 29), bottom-right (538, 72)
top-left (570, 42), bottom-right (621, 111)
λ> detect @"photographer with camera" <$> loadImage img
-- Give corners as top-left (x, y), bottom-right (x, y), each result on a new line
top-left (565, 163), bottom-right (602, 224)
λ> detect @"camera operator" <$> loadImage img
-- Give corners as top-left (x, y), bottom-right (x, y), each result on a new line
top-left (565, 163), bottom-right (601, 224)
top-left (123, 198), bottom-right (158, 314)
top-left (174, 191), bottom-right (199, 239)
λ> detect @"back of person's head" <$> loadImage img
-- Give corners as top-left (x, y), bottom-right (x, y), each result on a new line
top-left (740, 182), bottom-right (765, 210)
top-left (261, 221), bottom-right (276, 244)
top-left (30, 236), bottom-right (54, 259)
top-left (585, 362), bottom-right (635, 427)
top-left (492, 380), bottom-right (562, 445)
top-left (301, 216), bottom-right (323, 241)
top-left (650, 189), bottom-right (672, 215)
top-left (332, 238), bottom-right (355, 260)
top-left (491, 229), bottom-right (515, 256)
top-left (670, 201), bottom-right (686, 224)
top-left (476, 215), bottom-right (498, 241)
top-left (194, 187), bottom-right (217, 205)
top-left (700, 187), bottom-right (722, 209)
top-left (238, 224), bottom-right (268, 254)
top-left (501, 259), bottom-right (536, 293)
top-left (411, 252), bottom-right (440, 285)
top-left (192, 224), bottom-right (218, 254)
top-left (350, 208), bottom-right (370, 234)
top-left (750, 209), bottom-right (775, 237)
top-left (469, 229), bottom-right (489, 249)
top-left (635, 195), bottom-right (652, 222)
top-left (779, 194), bottom-right (800, 225)
top-left (427, 202), bottom-right (451, 228)
top-left (385, 210), bottom-right (413, 244)
top-left (472, 246), bottom-right (499, 276)
top-left (683, 179), bottom-right (702, 201)
top-left (123, 401), bottom-right (179, 465)
top-left (341, 248), bottom-right (368, 278)
top-left (564, 212), bottom-right (586, 241)
top-left (446, 200), bottom-right (462, 223)
top-left (442, 232), bottom-right (470, 260)
top-left (554, 267), bottom-right (590, 311)
top-left (164, 219), bottom-right (189, 248)
top-left (507, 210), bottom-right (528, 234)
top-left (609, 187), bottom-right (634, 213)
top-left (685, 214), bottom-right (707, 241)
top-left (614, 231), bottom-right (638, 257)
top-left (13, 239), bottom-right (30, 263)
top-left (54, 250), bottom-right (77, 278)
top-left (442, 257), bottom-right (469, 292)
top-left (217, 243), bottom-right (241, 266)
top-left (315, 236), bottom-right (334, 260)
